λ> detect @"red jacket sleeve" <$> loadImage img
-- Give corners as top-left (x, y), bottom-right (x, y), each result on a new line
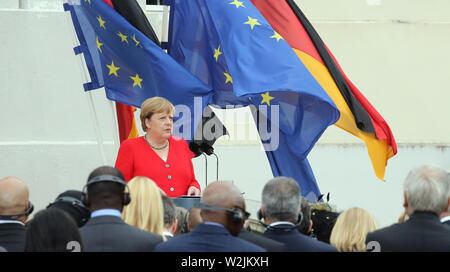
top-left (115, 140), bottom-right (134, 182)
top-left (183, 140), bottom-right (201, 191)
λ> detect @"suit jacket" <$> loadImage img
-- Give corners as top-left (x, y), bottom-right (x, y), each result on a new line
top-left (238, 229), bottom-right (286, 252)
top-left (263, 223), bottom-right (337, 252)
top-left (366, 212), bottom-right (450, 252)
top-left (0, 223), bottom-right (26, 252)
top-left (154, 223), bottom-right (266, 252)
top-left (80, 216), bottom-right (163, 252)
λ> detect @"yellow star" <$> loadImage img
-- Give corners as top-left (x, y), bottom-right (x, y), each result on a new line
top-left (244, 16), bottom-right (261, 30)
top-left (229, 0), bottom-right (245, 8)
top-left (96, 37), bottom-right (103, 53)
top-left (117, 32), bottom-right (128, 43)
top-left (213, 45), bottom-right (222, 62)
top-left (270, 31), bottom-right (283, 42)
top-left (84, 0), bottom-right (91, 4)
top-left (132, 34), bottom-right (140, 46)
top-left (106, 61), bottom-right (120, 77)
top-left (130, 73), bottom-right (143, 88)
top-left (260, 92), bottom-right (274, 106)
top-left (97, 16), bottom-right (106, 29)
top-left (224, 72), bottom-right (233, 84)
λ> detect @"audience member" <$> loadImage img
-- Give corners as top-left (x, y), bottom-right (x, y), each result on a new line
top-left (330, 207), bottom-right (378, 252)
top-left (310, 203), bottom-right (340, 244)
top-left (186, 207), bottom-right (203, 232)
top-left (47, 190), bottom-right (90, 227)
top-left (122, 176), bottom-right (164, 236)
top-left (25, 208), bottom-right (84, 252)
top-left (174, 206), bottom-right (188, 236)
top-left (297, 197), bottom-right (312, 235)
top-left (79, 166), bottom-right (163, 252)
top-left (366, 165), bottom-right (450, 252)
top-left (0, 177), bottom-right (33, 252)
top-left (161, 195), bottom-right (178, 240)
top-left (259, 177), bottom-right (337, 252)
top-left (154, 181), bottom-right (265, 252)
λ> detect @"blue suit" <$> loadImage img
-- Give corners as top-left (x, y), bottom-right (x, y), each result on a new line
top-left (154, 223), bottom-right (266, 252)
top-left (263, 224), bottom-right (337, 252)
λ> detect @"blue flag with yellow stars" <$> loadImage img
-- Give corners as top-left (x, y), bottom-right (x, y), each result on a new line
top-left (167, 0), bottom-right (340, 199)
top-left (64, 0), bottom-right (213, 138)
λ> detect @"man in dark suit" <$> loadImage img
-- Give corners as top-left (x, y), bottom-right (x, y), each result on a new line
top-left (79, 166), bottom-right (163, 252)
top-left (161, 195), bottom-right (177, 240)
top-left (259, 177), bottom-right (337, 252)
top-left (0, 176), bottom-right (33, 252)
top-left (154, 181), bottom-right (265, 252)
top-left (366, 165), bottom-right (450, 252)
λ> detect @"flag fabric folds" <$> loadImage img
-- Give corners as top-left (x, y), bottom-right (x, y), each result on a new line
top-left (64, 0), bottom-right (213, 140)
top-left (251, 0), bottom-right (397, 180)
top-left (167, 0), bottom-right (340, 199)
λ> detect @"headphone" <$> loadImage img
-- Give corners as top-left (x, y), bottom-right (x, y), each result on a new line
top-left (0, 201), bottom-right (34, 220)
top-left (257, 208), bottom-right (303, 231)
top-left (194, 202), bottom-right (249, 225)
top-left (81, 175), bottom-right (131, 206)
top-left (47, 196), bottom-right (91, 225)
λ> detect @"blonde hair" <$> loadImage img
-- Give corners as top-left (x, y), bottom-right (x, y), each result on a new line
top-left (122, 176), bottom-right (164, 236)
top-left (140, 97), bottom-right (175, 131)
top-left (330, 207), bottom-right (378, 252)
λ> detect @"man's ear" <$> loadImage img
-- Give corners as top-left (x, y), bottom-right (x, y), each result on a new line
top-left (258, 206), bottom-right (265, 220)
top-left (171, 218), bottom-right (178, 234)
top-left (403, 191), bottom-right (410, 215)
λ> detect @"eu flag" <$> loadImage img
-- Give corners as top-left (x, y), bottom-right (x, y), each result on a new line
top-left (167, 0), bottom-right (340, 199)
top-left (64, 0), bottom-right (213, 139)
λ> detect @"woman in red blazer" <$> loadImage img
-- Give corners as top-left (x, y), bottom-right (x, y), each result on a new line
top-left (115, 97), bottom-right (201, 197)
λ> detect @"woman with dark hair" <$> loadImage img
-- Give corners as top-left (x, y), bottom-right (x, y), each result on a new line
top-left (24, 208), bottom-right (84, 252)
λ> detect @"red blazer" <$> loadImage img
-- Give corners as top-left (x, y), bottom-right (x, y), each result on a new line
top-left (115, 136), bottom-right (200, 197)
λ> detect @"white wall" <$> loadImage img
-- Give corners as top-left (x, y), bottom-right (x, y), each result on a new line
top-left (0, 1), bottom-right (449, 228)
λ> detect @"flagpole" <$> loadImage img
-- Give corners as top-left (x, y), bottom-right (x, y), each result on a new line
top-left (161, 3), bottom-right (169, 44)
top-left (109, 100), bottom-right (120, 151)
top-left (64, 1), bottom-right (108, 165)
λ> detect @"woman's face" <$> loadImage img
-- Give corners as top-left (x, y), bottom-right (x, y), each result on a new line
top-left (145, 111), bottom-right (174, 139)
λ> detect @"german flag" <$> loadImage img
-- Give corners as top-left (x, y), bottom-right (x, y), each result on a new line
top-left (251, 0), bottom-right (397, 180)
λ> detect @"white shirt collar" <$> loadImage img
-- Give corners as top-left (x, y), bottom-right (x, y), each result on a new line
top-left (268, 221), bottom-right (295, 228)
top-left (0, 220), bottom-right (25, 226)
top-left (162, 231), bottom-right (174, 237)
top-left (91, 209), bottom-right (122, 218)
top-left (441, 216), bottom-right (450, 223)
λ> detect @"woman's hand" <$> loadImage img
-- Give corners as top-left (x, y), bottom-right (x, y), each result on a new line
top-left (187, 186), bottom-right (201, 196)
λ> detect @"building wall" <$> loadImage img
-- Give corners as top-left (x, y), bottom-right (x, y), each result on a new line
top-left (0, 0), bottom-right (449, 228)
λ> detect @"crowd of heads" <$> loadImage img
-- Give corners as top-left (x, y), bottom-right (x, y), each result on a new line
top-left (0, 164), bottom-right (448, 252)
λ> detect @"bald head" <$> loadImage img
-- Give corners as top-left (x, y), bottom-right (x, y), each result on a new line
top-left (201, 181), bottom-right (244, 209)
top-left (0, 177), bottom-right (30, 216)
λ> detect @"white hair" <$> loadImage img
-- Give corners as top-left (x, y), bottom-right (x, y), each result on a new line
top-left (261, 177), bottom-right (301, 221)
top-left (403, 165), bottom-right (450, 215)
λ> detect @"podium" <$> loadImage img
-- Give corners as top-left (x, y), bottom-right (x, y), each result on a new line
top-left (171, 196), bottom-right (201, 211)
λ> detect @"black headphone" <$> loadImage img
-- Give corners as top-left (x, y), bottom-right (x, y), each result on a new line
top-left (47, 196), bottom-right (91, 224)
top-left (0, 201), bottom-right (34, 220)
top-left (194, 202), bottom-right (249, 225)
top-left (81, 175), bottom-right (131, 206)
top-left (257, 208), bottom-right (303, 231)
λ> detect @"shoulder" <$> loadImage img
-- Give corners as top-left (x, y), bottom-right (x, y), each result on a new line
top-left (169, 136), bottom-right (189, 147)
top-left (120, 137), bottom-right (144, 148)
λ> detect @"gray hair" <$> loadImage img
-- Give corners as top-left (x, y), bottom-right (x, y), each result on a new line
top-left (261, 177), bottom-right (301, 221)
top-left (403, 165), bottom-right (450, 215)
